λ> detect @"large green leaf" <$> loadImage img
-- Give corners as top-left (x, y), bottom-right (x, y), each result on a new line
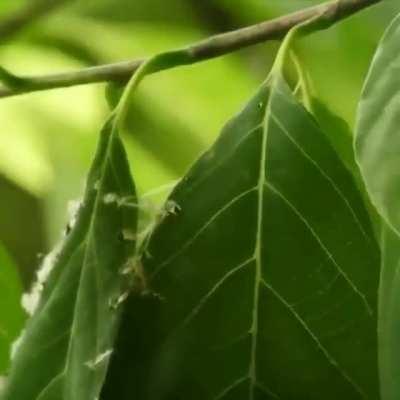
top-left (355, 13), bottom-right (400, 400)
top-left (355, 13), bottom-right (400, 235)
top-left (378, 226), bottom-right (400, 400)
top-left (0, 244), bottom-right (25, 374)
top-left (104, 71), bottom-right (379, 398)
top-left (1, 115), bottom-right (138, 400)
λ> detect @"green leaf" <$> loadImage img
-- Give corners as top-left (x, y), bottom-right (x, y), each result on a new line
top-left (355, 13), bottom-right (400, 235)
top-left (355, 13), bottom-right (400, 400)
top-left (2, 116), bottom-right (138, 400)
top-left (378, 226), bottom-right (400, 400)
top-left (0, 244), bottom-right (25, 374)
top-left (105, 72), bottom-right (379, 399)
top-left (312, 99), bottom-right (381, 237)
top-left (311, 98), bottom-right (356, 175)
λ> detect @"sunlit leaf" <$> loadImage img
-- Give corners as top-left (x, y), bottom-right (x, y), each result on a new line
top-left (104, 70), bottom-right (379, 399)
top-left (2, 116), bottom-right (138, 400)
top-left (355, 12), bottom-right (400, 400)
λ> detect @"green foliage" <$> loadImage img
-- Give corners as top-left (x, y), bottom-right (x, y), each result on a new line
top-left (3, 1), bottom-right (400, 400)
top-left (311, 99), bottom-right (355, 175)
top-left (101, 50), bottom-right (380, 400)
top-left (355, 12), bottom-right (400, 400)
top-left (355, 13), bottom-right (400, 234)
top-left (0, 244), bottom-right (25, 374)
top-left (2, 115), bottom-right (138, 400)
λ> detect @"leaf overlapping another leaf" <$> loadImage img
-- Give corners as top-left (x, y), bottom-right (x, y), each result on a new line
top-left (104, 68), bottom-right (380, 399)
top-left (355, 12), bottom-right (400, 400)
top-left (355, 12), bottom-right (400, 236)
top-left (1, 116), bottom-right (138, 400)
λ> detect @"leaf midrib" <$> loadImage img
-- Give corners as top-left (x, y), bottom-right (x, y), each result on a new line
top-left (248, 75), bottom-right (273, 400)
top-left (146, 77), bottom-right (371, 399)
top-left (59, 121), bottom-right (119, 399)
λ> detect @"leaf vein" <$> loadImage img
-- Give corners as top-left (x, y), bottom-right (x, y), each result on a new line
top-left (35, 371), bottom-right (64, 400)
top-left (260, 279), bottom-right (366, 399)
top-left (269, 111), bottom-right (371, 243)
top-left (248, 82), bottom-right (272, 400)
top-left (255, 381), bottom-right (280, 399)
top-left (264, 181), bottom-right (373, 315)
top-left (213, 375), bottom-right (248, 400)
top-left (150, 186), bottom-right (257, 279)
top-left (180, 257), bottom-right (254, 329)
top-left (184, 123), bottom-right (263, 194)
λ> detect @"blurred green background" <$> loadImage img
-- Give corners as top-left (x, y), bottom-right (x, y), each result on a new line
top-left (0, 0), bottom-right (398, 376)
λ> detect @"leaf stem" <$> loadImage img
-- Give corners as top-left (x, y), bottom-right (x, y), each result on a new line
top-left (271, 7), bottom-right (333, 75)
top-left (113, 50), bottom-right (191, 130)
top-left (0, 0), bottom-right (381, 99)
top-left (291, 51), bottom-right (314, 110)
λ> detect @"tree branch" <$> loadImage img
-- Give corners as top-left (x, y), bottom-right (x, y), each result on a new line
top-left (0, 0), bottom-right (381, 99)
top-left (0, 0), bottom-right (71, 42)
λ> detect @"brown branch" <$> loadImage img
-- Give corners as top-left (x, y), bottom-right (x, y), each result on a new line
top-left (0, 0), bottom-right (381, 99)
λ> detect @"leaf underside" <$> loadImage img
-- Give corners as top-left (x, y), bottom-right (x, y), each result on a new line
top-left (355, 12), bottom-right (400, 400)
top-left (2, 117), bottom-right (137, 400)
top-left (104, 73), bottom-right (380, 399)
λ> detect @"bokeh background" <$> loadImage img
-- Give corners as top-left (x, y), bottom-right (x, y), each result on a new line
top-left (0, 0), bottom-right (398, 376)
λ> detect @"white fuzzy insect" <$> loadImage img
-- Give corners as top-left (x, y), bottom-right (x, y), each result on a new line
top-left (84, 349), bottom-right (113, 370)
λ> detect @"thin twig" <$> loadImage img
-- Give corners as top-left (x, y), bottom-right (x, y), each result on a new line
top-left (0, 0), bottom-right (71, 42)
top-left (0, 0), bottom-right (381, 99)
